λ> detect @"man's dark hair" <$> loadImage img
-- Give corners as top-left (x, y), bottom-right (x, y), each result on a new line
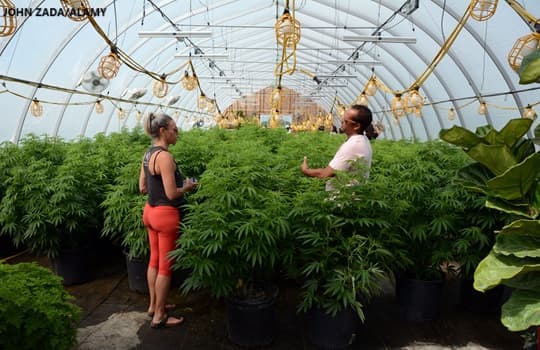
top-left (350, 104), bottom-right (378, 140)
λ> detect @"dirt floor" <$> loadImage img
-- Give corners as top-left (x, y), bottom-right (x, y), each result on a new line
top-left (5, 247), bottom-right (524, 350)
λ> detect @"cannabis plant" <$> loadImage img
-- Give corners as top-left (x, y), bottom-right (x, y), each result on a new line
top-left (290, 161), bottom-right (397, 320)
top-left (171, 134), bottom-right (293, 298)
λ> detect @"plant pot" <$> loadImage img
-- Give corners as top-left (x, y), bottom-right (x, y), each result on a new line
top-left (124, 253), bottom-right (149, 294)
top-left (51, 246), bottom-right (91, 285)
top-left (225, 283), bottom-right (279, 348)
top-left (460, 279), bottom-right (507, 314)
top-left (304, 305), bottom-right (359, 349)
top-left (395, 275), bottom-right (444, 321)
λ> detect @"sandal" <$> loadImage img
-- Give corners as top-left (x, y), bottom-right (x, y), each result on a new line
top-left (147, 304), bottom-right (177, 317)
top-left (150, 314), bottom-right (184, 329)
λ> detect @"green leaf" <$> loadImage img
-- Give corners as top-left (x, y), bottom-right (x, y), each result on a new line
top-left (467, 143), bottom-right (516, 176)
top-left (439, 126), bottom-right (482, 149)
top-left (455, 162), bottom-right (492, 193)
top-left (534, 124), bottom-right (540, 146)
top-left (474, 252), bottom-right (540, 291)
top-left (487, 152), bottom-right (540, 200)
top-left (494, 220), bottom-right (540, 258)
top-left (501, 289), bottom-right (540, 331)
top-left (485, 197), bottom-right (531, 218)
top-left (497, 118), bottom-right (534, 148)
top-left (519, 48), bottom-right (540, 84)
top-left (504, 271), bottom-right (540, 292)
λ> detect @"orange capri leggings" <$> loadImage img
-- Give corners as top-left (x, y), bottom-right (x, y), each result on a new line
top-left (142, 203), bottom-right (180, 276)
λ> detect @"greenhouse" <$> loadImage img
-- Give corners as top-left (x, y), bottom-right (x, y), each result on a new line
top-left (0, 1), bottom-right (539, 349)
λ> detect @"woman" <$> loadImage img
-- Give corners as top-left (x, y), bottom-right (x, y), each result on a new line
top-left (139, 112), bottom-right (197, 328)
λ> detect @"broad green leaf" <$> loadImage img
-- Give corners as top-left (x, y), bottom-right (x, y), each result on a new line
top-left (474, 252), bottom-right (540, 291)
top-left (519, 48), bottom-right (540, 84)
top-left (494, 233), bottom-right (540, 258)
top-left (455, 162), bottom-right (493, 193)
top-left (467, 143), bottom-right (516, 175)
top-left (513, 138), bottom-right (536, 163)
top-left (486, 197), bottom-right (531, 218)
top-left (487, 153), bottom-right (540, 200)
top-left (497, 118), bottom-right (533, 148)
top-left (504, 271), bottom-right (540, 292)
top-left (534, 124), bottom-right (540, 146)
top-left (439, 126), bottom-right (482, 149)
top-left (501, 289), bottom-right (540, 331)
top-left (475, 125), bottom-right (493, 138)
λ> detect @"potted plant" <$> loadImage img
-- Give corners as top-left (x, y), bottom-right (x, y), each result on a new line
top-left (171, 129), bottom-right (293, 347)
top-left (440, 118), bottom-right (540, 333)
top-left (0, 262), bottom-right (81, 350)
top-left (0, 135), bottom-right (107, 284)
top-left (101, 147), bottom-right (150, 293)
top-left (380, 141), bottom-right (470, 321)
top-left (289, 160), bottom-right (399, 349)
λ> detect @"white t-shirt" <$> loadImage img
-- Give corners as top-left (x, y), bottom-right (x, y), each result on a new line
top-left (326, 134), bottom-right (372, 191)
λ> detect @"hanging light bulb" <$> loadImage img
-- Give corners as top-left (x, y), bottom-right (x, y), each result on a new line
top-left (508, 32), bottom-right (540, 72)
top-left (153, 76), bottom-right (168, 98)
top-left (207, 99), bottom-right (216, 114)
top-left (524, 105), bottom-right (537, 120)
top-left (407, 88), bottom-right (424, 109)
top-left (182, 70), bottom-right (197, 91)
top-left (414, 107), bottom-right (422, 117)
top-left (357, 92), bottom-right (369, 106)
top-left (337, 104), bottom-right (346, 118)
top-left (270, 87), bottom-right (282, 110)
top-left (0, 0), bottom-right (17, 37)
top-left (391, 94), bottom-right (405, 118)
top-left (275, 8), bottom-right (301, 48)
top-left (98, 50), bottom-right (121, 80)
top-left (117, 108), bottom-right (126, 119)
top-left (365, 77), bottom-right (377, 96)
top-left (30, 98), bottom-right (43, 117)
top-left (94, 100), bottom-right (104, 114)
top-left (198, 93), bottom-right (207, 110)
top-left (448, 107), bottom-right (456, 120)
top-left (135, 110), bottom-right (142, 121)
top-left (470, 0), bottom-right (498, 21)
top-left (478, 101), bottom-right (487, 115)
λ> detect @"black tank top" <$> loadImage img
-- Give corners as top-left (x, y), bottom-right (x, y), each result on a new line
top-left (143, 146), bottom-right (187, 208)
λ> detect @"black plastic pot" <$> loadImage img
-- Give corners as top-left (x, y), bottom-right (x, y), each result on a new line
top-left (124, 253), bottom-right (149, 294)
top-left (225, 283), bottom-right (279, 348)
top-left (460, 279), bottom-right (507, 314)
top-left (304, 306), bottom-right (359, 350)
top-left (51, 246), bottom-right (90, 285)
top-left (395, 275), bottom-right (444, 321)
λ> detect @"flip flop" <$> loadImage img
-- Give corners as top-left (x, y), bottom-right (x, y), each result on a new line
top-left (150, 314), bottom-right (184, 329)
top-left (147, 304), bottom-right (177, 317)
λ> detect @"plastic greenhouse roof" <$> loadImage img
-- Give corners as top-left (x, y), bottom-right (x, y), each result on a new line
top-left (1, 0), bottom-right (539, 143)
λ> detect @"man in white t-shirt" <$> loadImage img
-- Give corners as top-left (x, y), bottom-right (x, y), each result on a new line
top-left (301, 105), bottom-right (378, 191)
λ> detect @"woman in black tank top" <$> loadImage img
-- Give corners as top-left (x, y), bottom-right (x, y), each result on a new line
top-left (139, 112), bottom-right (197, 329)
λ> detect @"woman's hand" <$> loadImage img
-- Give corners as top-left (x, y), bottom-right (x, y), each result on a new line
top-left (183, 178), bottom-right (198, 193)
top-left (301, 156), bottom-right (309, 174)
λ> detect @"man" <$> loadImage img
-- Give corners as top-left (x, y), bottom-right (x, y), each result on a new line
top-left (301, 105), bottom-right (378, 191)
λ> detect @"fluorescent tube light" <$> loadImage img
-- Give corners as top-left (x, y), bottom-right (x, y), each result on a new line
top-left (317, 75), bottom-right (358, 78)
top-left (326, 60), bottom-right (382, 65)
top-left (342, 35), bottom-right (416, 43)
top-left (139, 31), bottom-right (212, 38)
top-left (175, 53), bottom-right (229, 59)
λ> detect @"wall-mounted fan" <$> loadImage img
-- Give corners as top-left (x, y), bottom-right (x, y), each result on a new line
top-left (80, 70), bottom-right (109, 93)
top-left (167, 95), bottom-right (180, 106)
top-left (122, 88), bottom-right (147, 100)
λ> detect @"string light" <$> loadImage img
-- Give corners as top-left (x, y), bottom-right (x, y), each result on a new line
top-left (478, 101), bottom-right (488, 115)
top-left (448, 107), bottom-right (456, 120)
top-left (523, 105), bottom-right (537, 120)
top-left (357, 92), bottom-right (369, 106)
top-left (198, 93), bottom-right (207, 110)
top-left (94, 100), bottom-right (104, 114)
top-left (153, 77), bottom-right (168, 98)
top-left (391, 94), bottom-right (405, 118)
top-left (365, 77), bottom-right (377, 96)
top-left (117, 108), bottom-right (126, 119)
top-left (30, 98), bottom-right (43, 117)
top-left (98, 51), bottom-right (121, 80)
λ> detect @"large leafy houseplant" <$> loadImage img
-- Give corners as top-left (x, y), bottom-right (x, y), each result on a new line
top-left (440, 118), bottom-right (540, 331)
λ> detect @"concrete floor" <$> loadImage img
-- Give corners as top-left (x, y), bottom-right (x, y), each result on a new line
top-left (8, 249), bottom-right (523, 350)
